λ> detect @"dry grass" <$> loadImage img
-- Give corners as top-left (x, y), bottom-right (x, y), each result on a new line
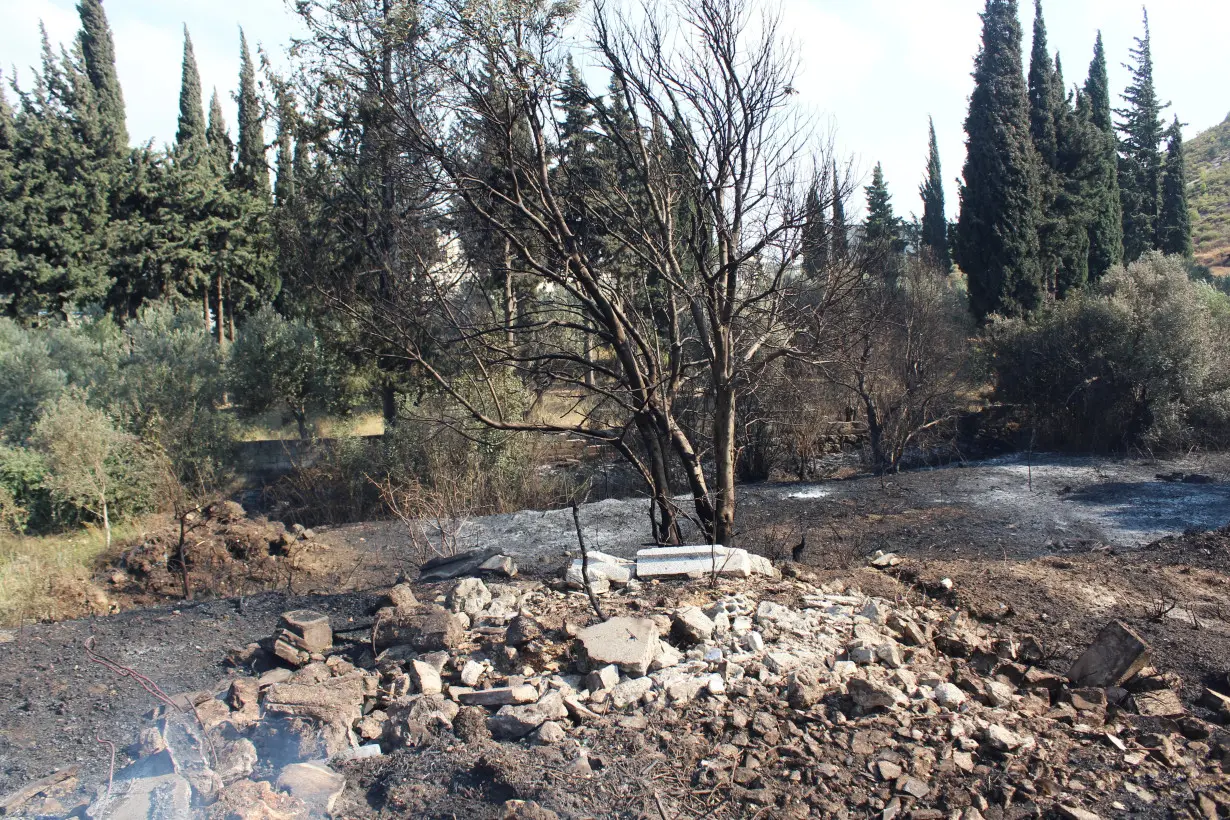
top-left (234, 411), bottom-right (386, 442)
top-left (0, 521), bottom-right (144, 627)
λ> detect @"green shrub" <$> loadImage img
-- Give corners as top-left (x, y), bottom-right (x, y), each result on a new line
top-left (990, 253), bottom-right (1230, 451)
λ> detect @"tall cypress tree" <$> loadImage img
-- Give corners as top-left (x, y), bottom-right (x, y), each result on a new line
top-left (1083, 32), bottom-right (1123, 279)
top-left (956, 0), bottom-right (1043, 321)
top-left (206, 89), bottom-right (233, 176)
top-left (831, 159), bottom-right (848, 261)
top-left (234, 30), bottom-right (268, 196)
top-left (273, 88), bottom-right (296, 207)
top-left (176, 27), bottom-right (205, 153)
top-left (1027, 1), bottom-right (1064, 292)
top-left (801, 175), bottom-right (829, 278)
top-left (75, 0), bottom-right (126, 157)
top-left (919, 117), bottom-right (949, 270)
top-left (1116, 8), bottom-right (1168, 262)
top-left (1027, 0), bottom-right (1058, 169)
top-left (1156, 117), bottom-right (1192, 257)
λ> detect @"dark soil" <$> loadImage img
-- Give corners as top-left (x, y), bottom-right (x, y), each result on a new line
top-left (2, 456), bottom-right (1229, 817)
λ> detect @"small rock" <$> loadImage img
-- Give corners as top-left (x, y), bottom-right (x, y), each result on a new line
top-left (505, 615), bottom-right (542, 647)
top-left (933, 682), bottom-right (966, 709)
top-left (610, 677), bottom-right (654, 709)
top-left (489, 691), bottom-right (568, 739)
top-left (460, 660), bottom-right (485, 687)
top-left (534, 721), bottom-right (566, 745)
top-left (409, 659), bottom-right (443, 696)
top-left (448, 578), bottom-right (492, 616)
top-left (848, 678), bottom-right (905, 710)
top-left (671, 606), bottom-right (716, 644)
top-left (983, 724), bottom-right (1022, 752)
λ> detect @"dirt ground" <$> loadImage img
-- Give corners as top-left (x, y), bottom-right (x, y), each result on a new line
top-left (1, 452), bottom-right (1229, 817)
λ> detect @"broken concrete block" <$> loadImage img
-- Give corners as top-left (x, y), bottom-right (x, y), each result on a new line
top-left (276, 762), bottom-right (346, 816)
top-left (279, 610), bottom-right (332, 654)
top-left (576, 617), bottom-right (661, 677)
top-left (671, 606), bottom-right (716, 644)
top-left (457, 685), bottom-right (539, 707)
top-left (635, 545), bottom-right (752, 579)
top-left (566, 552), bottom-right (634, 588)
top-left (1067, 620), bottom-right (1152, 687)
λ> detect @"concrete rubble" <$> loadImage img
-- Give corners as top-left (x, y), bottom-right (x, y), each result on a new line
top-left (92, 561), bottom-right (1230, 820)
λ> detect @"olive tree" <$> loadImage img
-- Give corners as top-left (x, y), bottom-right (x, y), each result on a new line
top-left (30, 392), bottom-right (140, 547)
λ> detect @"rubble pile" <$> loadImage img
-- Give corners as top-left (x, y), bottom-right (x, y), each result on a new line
top-left (88, 557), bottom-right (1230, 820)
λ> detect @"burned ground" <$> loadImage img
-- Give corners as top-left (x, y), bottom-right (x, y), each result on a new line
top-left (1, 454), bottom-right (1229, 819)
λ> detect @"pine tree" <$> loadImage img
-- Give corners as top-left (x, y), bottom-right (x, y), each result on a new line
top-left (1082, 32), bottom-right (1123, 279)
top-left (234, 31), bottom-right (268, 196)
top-left (863, 162), bottom-right (898, 247)
top-left (1156, 117), bottom-right (1192, 257)
top-left (831, 160), bottom-right (848, 261)
top-left (919, 117), bottom-right (949, 269)
top-left (1116, 8), bottom-right (1168, 262)
top-left (176, 27), bottom-right (205, 153)
top-left (75, 0), bottom-right (126, 157)
top-left (956, 0), bottom-right (1043, 321)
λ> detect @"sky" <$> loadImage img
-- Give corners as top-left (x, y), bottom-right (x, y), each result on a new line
top-left (1, 0), bottom-right (1228, 220)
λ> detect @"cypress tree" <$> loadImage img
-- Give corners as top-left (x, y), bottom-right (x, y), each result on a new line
top-left (1156, 117), bottom-right (1192, 257)
top-left (956, 0), bottom-right (1043, 321)
top-left (75, 0), bottom-right (127, 157)
top-left (206, 89), bottom-right (233, 175)
top-left (1116, 8), bottom-right (1168, 262)
top-left (1027, 0), bottom-right (1058, 169)
top-left (919, 117), bottom-right (949, 270)
top-left (801, 176), bottom-right (829, 278)
top-left (176, 27), bottom-right (205, 153)
top-left (235, 30), bottom-right (268, 196)
top-left (1083, 32), bottom-right (1123, 279)
top-left (831, 159), bottom-right (848, 261)
top-left (863, 162), bottom-right (898, 247)
top-left (274, 88), bottom-right (296, 207)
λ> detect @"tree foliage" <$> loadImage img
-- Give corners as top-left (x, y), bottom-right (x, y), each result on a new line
top-left (956, 0), bottom-right (1043, 321)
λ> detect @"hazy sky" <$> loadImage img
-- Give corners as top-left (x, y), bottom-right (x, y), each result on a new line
top-left (2, 0), bottom-right (1228, 219)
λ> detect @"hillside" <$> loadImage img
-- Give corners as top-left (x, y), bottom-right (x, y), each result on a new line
top-left (1188, 111), bottom-right (1230, 275)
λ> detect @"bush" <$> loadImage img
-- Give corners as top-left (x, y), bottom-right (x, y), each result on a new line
top-left (30, 392), bottom-right (158, 546)
top-left (990, 252), bottom-right (1230, 451)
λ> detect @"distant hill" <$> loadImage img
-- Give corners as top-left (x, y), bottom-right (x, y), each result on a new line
top-left (1187, 112), bottom-right (1230, 275)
